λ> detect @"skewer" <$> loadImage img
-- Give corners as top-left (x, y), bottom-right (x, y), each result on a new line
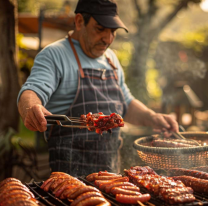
top-left (137, 200), bottom-right (145, 206)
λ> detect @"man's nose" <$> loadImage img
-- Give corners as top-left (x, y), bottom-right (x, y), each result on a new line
top-left (102, 29), bottom-right (114, 44)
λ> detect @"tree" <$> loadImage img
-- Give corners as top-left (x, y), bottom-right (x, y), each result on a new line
top-left (127, 0), bottom-right (201, 104)
top-left (0, 0), bottom-right (20, 134)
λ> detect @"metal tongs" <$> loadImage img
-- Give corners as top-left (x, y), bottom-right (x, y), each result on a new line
top-left (171, 132), bottom-right (200, 146)
top-left (171, 132), bottom-right (187, 140)
top-left (45, 114), bottom-right (95, 129)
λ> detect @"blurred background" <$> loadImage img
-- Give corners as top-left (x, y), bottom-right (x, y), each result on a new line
top-left (1, 0), bottom-right (208, 182)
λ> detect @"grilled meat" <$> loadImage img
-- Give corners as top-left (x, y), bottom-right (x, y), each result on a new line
top-left (125, 166), bottom-right (195, 204)
top-left (0, 178), bottom-right (38, 206)
top-left (40, 171), bottom-right (111, 206)
top-left (168, 168), bottom-right (208, 180)
top-left (80, 112), bottom-right (124, 134)
top-left (172, 176), bottom-right (208, 194)
top-left (151, 139), bottom-right (195, 148)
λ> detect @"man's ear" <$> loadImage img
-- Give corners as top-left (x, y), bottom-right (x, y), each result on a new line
top-left (74, 14), bottom-right (85, 31)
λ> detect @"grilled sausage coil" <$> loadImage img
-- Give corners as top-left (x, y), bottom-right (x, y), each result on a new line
top-left (40, 171), bottom-right (111, 206)
top-left (87, 170), bottom-right (150, 204)
top-left (172, 176), bottom-right (208, 194)
top-left (151, 139), bottom-right (195, 148)
top-left (0, 178), bottom-right (38, 206)
top-left (168, 168), bottom-right (208, 180)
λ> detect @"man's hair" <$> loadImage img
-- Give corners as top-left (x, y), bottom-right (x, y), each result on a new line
top-left (81, 13), bottom-right (91, 25)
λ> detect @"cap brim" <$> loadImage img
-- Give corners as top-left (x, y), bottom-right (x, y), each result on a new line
top-left (92, 15), bottom-right (128, 33)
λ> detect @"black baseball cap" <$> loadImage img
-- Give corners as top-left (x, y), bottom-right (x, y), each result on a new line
top-left (74, 0), bottom-right (128, 33)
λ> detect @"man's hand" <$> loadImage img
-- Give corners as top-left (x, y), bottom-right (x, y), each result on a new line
top-left (124, 99), bottom-right (179, 134)
top-left (147, 113), bottom-right (179, 135)
top-left (18, 90), bottom-right (52, 132)
top-left (24, 104), bottom-right (51, 132)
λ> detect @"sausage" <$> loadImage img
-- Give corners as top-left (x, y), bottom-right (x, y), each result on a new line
top-left (95, 177), bottom-right (129, 186)
top-left (111, 187), bottom-right (141, 195)
top-left (94, 175), bottom-right (122, 181)
top-left (60, 185), bottom-right (82, 199)
top-left (3, 198), bottom-right (39, 206)
top-left (105, 182), bottom-right (135, 193)
top-left (41, 173), bottom-right (73, 190)
top-left (52, 178), bottom-right (85, 196)
top-left (43, 178), bottom-right (57, 192)
top-left (0, 190), bottom-right (34, 202)
top-left (0, 178), bottom-right (21, 188)
top-left (168, 168), bottom-right (208, 180)
top-left (50, 172), bottom-right (71, 178)
top-left (172, 139), bottom-right (199, 146)
top-left (0, 194), bottom-right (32, 205)
top-left (117, 186), bottom-right (140, 192)
top-left (0, 181), bottom-right (24, 189)
top-left (172, 176), bottom-right (208, 194)
top-left (54, 184), bottom-right (78, 198)
top-left (40, 177), bottom-right (55, 189)
top-left (69, 186), bottom-right (100, 199)
top-left (98, 177), bottom-right (129, 190)
top-left (70, 192), bottom-right (103, 206)
top-left (59, 185), bottom-right (80, 199)
top-left (151, 140), bottom-right (194, 148)
top-left (191, 166), bottom-right (208, 172)
top-left (69, 177), bottom-right (86, 185)
top-left (0, 182), bottom-right (28, 193)
top-left (50, 177), bottom-right (71, 191)
top-left (98, 171), bottom-right (119, 176)
top-left (53, 180), bottom-right (74, 194)
top-left (75, 197), bottom-right (108, 206)
top-left (0, 186), bottom-right (31, 197)
top-left (116, 194), bottom-right (151, 204)
top-left (86, 173), bottom-right (98, 182)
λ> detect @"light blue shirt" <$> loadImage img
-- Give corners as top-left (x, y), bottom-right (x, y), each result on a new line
top-left (17, 37), bottom-right (134, 115)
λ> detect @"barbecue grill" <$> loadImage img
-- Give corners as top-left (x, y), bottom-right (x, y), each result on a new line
top-left (133, 132), bottom-right (208, 169)
top-left (25, 176), bottom-right (208, 206)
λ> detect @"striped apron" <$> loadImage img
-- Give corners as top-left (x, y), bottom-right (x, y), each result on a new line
top-left (45, 35), bottom-right (127, 177)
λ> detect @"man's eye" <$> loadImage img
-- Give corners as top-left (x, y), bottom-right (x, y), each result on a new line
top-left (97, 27), bottom-right (104, 31)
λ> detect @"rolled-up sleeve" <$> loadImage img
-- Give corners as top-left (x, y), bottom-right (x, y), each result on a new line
top-left (17, 47), bottom-right (60, 106)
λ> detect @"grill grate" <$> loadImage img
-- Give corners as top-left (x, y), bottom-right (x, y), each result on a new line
top-left (25, 179), bottom-right (208, 206)
top-left (78, 176), bottom-right (208, 206)
top-left (25, 182), bottom-right (69, 206)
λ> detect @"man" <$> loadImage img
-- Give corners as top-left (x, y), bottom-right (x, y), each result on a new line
top-left (17, 0), bottom-right (178, 176)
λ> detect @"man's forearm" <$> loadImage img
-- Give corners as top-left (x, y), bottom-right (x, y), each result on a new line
top-left (124, 99), bottom-right (156, 126)
top-left (18, 90), bottom-right (42, 121)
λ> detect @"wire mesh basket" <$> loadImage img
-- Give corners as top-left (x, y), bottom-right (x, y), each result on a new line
top-left (133, 132), bottom-right (208, 169)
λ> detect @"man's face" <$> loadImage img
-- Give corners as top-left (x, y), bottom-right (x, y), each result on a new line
top-left (79, 17), bottom-right (117, 58)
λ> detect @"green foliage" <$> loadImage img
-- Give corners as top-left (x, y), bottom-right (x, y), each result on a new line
top-left (146, 59), bottom-right (162, 100)
top-left (182, 26), bottom-right (208, 53)
top-left (114, 42), bottom-right (133, 75)
top-left (16, 119), bottom-right (35, 143)
top-left (17, 33), bottom-right (34, 72)
top-left (18, 0), bottom-right (63, 14)
top-left (18, 0), bottom-right (28, 12)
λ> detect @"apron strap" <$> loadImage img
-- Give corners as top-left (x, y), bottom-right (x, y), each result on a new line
top-left (105, 55), bottom-right (118, 81)
top-left (68, 34), bottom-right (85, 78)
